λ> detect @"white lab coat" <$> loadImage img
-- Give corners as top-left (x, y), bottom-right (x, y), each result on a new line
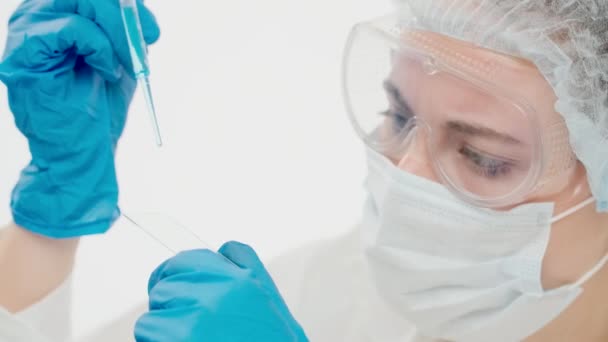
top-left (4, 226), bottom-right (437, 342)
top-left (0, 307), bottom-right (51, 342)
top-left (0, 274), bottom-right (71, 342)
top-left (267, 227), bottom-right (435, 342)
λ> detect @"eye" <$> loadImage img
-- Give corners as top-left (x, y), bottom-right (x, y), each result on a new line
top-left (380, 81), bottom-right (415, 133)
top-left (459, 144), bottom-right (514, 179)
top-left (379, 108), bottom-right (412, 132)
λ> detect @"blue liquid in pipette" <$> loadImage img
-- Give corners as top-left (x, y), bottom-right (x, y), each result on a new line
top-left (121, 4), bottom-right (163, 146)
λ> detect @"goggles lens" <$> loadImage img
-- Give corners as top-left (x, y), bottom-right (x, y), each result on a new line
top-left (343, 17), bottom-right (546, 207)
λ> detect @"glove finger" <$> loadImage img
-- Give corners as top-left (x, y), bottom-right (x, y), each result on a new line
top-left (1, 15), bottom-right (122, 83)
top-left (147, 271), bottom-right (243, 311)
top-left (219, 241), bottom-right (273, 278)
top-left (147, 249), bottom-right (237, 293)
top-left (54, 0), bottom-right (160, 73)
top-left (134, 306), bottom-right (207, 342)
top-left (60, 16), bottom-right (123, 82)
top-left (53, 0), bottom-right (129, 69)
top-left (136, 0), bottom-right (161, 44)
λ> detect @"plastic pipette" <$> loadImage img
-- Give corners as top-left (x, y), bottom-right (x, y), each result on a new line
top-left (120, 0), bottom-right (163, 146)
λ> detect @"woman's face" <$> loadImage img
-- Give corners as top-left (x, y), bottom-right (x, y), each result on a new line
top-left (383, 31), bottom-right (579, 210)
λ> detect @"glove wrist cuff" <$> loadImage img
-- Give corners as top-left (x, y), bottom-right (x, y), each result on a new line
top-left (12, 208), bottom-right (119, 239)
top-left (10, 161), bottom-right (120, 238)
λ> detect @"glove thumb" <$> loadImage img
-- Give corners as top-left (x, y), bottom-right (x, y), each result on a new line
top-left (218, 241), bottom-right (271, 278)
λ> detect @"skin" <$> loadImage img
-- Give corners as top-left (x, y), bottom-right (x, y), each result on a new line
top-left (0, 224), bottom-right (79, 313)
top-left (391, 31), bottom-right (608, 341)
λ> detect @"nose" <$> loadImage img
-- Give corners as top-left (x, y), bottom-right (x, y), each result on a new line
top-left (396, 128), bottom-right (441, 183)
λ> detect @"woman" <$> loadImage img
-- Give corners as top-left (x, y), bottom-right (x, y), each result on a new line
top-left (2, 0), bottom-right (608, 341)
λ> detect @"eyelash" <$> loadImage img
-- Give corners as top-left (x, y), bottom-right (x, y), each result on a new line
top-left (381, 81), bottom-right (415, 128)
top-left (380, 108), bottom-right (412, 131)
top-left (459, 145), bottom-right (514, 179)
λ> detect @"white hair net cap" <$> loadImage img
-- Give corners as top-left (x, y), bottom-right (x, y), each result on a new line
top-left (395, 0), bottom-right (608, 211)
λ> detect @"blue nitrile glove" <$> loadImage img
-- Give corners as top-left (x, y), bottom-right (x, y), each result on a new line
top-left (134, 241), bottom-right (309, 342)
top-left (0, 0), bottom-right (160, 238)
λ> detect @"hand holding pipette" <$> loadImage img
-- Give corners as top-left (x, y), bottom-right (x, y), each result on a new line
top-left (0, 0), bottom-right (160, 238)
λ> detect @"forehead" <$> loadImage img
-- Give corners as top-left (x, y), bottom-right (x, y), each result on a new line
top-left (390, 58), bottom-right (535, 147)
top-left (392, 30), bottom-right (562, 127)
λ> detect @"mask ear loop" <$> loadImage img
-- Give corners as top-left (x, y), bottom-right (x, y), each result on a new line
top-left (571, 242), bottom-right (608, 288)
top-left (550, 197), bottom-right (595, 223)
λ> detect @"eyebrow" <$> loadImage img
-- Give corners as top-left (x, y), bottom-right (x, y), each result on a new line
top-left (446, 121), bottom-right (522, 145)
top-left (383, 80), bottom-right (523, 145)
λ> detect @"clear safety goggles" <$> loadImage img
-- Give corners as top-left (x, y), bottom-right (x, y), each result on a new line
top-left (342, 15), bottom-right (576, 208)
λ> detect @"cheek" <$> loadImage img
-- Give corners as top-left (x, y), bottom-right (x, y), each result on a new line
top-left (541, 228), bottom-right (582, 290)
top-left (532, 166), bottom-right (597, 289)
top-left (540, 205), bottom-right (608, 290)
top-left (541, 229), bottom-right (597, 290)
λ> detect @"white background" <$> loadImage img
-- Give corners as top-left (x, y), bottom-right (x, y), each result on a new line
top-left (0, 0), bottom-right (391, 338)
